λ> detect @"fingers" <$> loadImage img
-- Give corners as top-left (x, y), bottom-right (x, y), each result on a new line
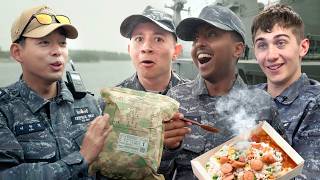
top-left (164, 136), bottom-right (185, 147)
top-left (103, 126), bottom-right (113, 138)
top-left (88, 114), bottom-right (110, 133)
top-left (164, 117), bottom-right (191, 149)
top-left (171, 112), bottom-right (184, 120)
top-left (80, 114), bottom-right (112, 164)
top-left (165, 119), bottom-right (190, 131)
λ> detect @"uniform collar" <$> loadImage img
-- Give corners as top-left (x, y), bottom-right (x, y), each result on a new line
top-left (135, 71), bottom-right (183, 95)
top-left (17, 80), bottom-right (74, 113)
top-left (58, 80), bottom-right (74, 103)
top-left (275, 73), bottom-right (310, 105)
top-left (192, 74), bottom-right (246, 96)
top-left (133, 73), bottom-right (146, 91)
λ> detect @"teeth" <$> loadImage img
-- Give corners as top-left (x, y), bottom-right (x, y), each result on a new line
top-left (268, 64), bottom-right (281, 70)
top-left (198, 53), bottom-right (212, 59)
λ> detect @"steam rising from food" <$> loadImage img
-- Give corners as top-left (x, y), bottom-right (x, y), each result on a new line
top-left (215, 88), bottom-right (271, 136)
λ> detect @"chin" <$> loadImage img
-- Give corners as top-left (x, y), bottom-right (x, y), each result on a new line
top-left (48, 74), bottom-right (63, 82)
top-left (200, 72), bottom-right (214, 82)
top-left (268, 77), bottom-right (286, 86)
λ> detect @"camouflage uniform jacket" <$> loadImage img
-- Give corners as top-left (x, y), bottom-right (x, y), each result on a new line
top-left (0, 80), bottom-right (101, 180)
top-left (159, 75), bottom-right (285, 180)
top-left (116, 72), bottom-right (189, 95)
top-left (257, 73), bottom-right (320, 180)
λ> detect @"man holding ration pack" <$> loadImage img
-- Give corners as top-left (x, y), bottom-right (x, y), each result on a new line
top-left (0, 5), bottom-right (112, 179)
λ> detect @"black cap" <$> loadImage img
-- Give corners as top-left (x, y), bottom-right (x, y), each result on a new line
top-left (120, 6), bottom-right (176, 39)
top-left (176, 5), bottom-right (245, 42)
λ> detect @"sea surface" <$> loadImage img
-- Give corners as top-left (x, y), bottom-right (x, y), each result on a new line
top-left (0, 60), bottom-right (135, 96)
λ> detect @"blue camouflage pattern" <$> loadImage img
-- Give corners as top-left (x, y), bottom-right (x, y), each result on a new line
top-left (159, 75), bottom-right (286, 180)
top-left (116, 72), bottom-right (189, 95)
top-left (256, 73), bottom-right (320, 180)
top-left (0, 80), bottom-right (101, 180)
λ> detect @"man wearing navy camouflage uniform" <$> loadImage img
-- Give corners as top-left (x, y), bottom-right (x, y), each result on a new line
top-left (0, 5), bottom-right (112, 179)
top-left (117, 6), bottom-right (188, 95)
top-left (252, 4), bottom-right (320, 179)
top-left (159, 5), bottom-right (286, 180)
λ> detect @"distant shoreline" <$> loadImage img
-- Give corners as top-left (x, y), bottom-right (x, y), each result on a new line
top-left (0, 50), bottom-right (130, 62)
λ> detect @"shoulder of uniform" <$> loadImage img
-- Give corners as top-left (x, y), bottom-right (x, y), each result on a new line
top-left (0, 88), bottom-right (10, 104)
top-left (167, 80), bottom-right (193, 96)
top-left (0, 83), bottom-right (21, 102)
top-left (302, 83), bottom-right (320, 99)
top-left (0, 88), bottom-right (6, 98)
top-left (172, 72), bottom-right (187, 82)
top-left (117, 74), bottom-right (137, 87)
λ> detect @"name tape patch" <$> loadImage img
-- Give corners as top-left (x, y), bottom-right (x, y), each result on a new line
top-left (72, 113), bottom-right (95, 125)
top-left (15, 122), bottom-right (46, 136)
top-left (74, 107), bottom-right (90, 115)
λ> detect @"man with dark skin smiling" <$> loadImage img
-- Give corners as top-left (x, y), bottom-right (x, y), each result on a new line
top-left (159, 5), bottom-right (286, 180)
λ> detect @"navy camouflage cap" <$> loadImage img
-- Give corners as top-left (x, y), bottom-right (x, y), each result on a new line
top-left (120, 6), bottom-right (176, 39)
top-left (176, 5), bottom-right (245, 42)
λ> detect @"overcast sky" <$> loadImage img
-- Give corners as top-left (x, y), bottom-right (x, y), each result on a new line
top-left (0, 0), bottom-right (269, 52)
top-left (0, 0), bottom-right (210, 52)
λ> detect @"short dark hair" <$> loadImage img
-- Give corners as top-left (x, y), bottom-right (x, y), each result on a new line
top-left (15, 36), bottom-right (26, 46)
top-left (230, 31), bottom-right (244, 43)
top-left (251, 4), bottom-right (304, 43)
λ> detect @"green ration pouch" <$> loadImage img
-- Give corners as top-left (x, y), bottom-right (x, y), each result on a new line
top-left (89, 87), bottom-right (179, 180)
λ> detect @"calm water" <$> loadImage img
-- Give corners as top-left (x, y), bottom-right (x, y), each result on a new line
top-left (0, 60), bottom-right (135, 96)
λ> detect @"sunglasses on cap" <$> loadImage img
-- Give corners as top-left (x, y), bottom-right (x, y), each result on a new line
top-left (16, 13), bottom-right (71, 42)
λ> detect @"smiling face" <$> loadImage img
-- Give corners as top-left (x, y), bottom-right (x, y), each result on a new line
top-left (128, 22), bottom-right (180, 81)
top-left (191, 24), bottom-right (244, 83)
top-left (254, 24), bottom-right (309, 88)
top-left (11, 29), bottom-right (68, 86)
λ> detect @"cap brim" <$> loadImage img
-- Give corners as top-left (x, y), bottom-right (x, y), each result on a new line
top-left (176, 17), bottom-right (233, 41)
top-left (23, 23), bottom-right (78, 39)
top-left (120, 15), bottom-right (174, 38)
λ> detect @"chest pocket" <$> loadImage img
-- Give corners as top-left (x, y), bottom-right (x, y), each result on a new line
top-left (15, 122), bottom-right (56, 161)
top-left (72, 128), bottom-right (86, 149)
top-left (68, 106), bottom-right (98, 148)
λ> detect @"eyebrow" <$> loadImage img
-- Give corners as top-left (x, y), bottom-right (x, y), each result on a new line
top-left (131, 31), bottom-right (167, 37)
top-left (255, 33), bottom-right (290, 43)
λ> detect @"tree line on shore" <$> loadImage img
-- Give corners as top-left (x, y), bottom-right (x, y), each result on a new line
top-left (0, 49), bottom-right (130, 62)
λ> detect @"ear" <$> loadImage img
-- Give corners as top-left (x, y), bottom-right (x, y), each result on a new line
top-left (299, 38), bottom-right (309, 57)
top-left (233, 42), bottom-right (245, 59)
top-left (10, 43), bottom-right (24, 63)
top-left (172, 43), bottom-right (182, 62)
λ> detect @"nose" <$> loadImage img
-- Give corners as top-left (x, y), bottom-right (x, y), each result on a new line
top-left (266, 45), bottom-right (279, 62)
top-left (50, 43), bottom-right (62, 57)
top-left (193, 35), bottom-right (207, 48)
top-left (141, 39), bottom-right (153, 54)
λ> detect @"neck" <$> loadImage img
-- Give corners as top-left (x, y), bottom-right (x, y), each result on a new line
top-left (267, 73), bottom-right (301, 98)
top-left (138, 73), bottom-right (171, 92)
top-left (205, 74), bottom-right (236, 96)
top-left (267, 84), bottom-right (285, 98)
top-left (23, 77), bottom-right (58, 100)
